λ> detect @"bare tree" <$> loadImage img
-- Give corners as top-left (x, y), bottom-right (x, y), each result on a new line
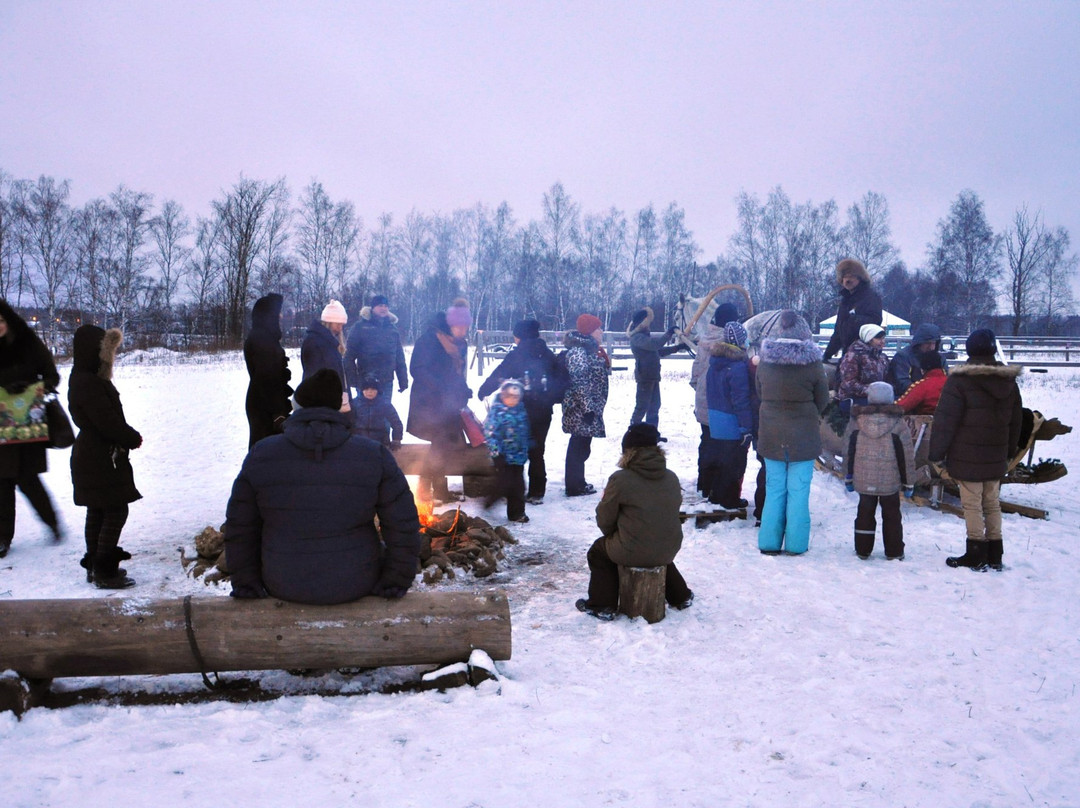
top-left (100, 186), bottom-right (154, 331)
top-left (148, 199), bottom-right (192, 317)
top-left (211, 176), bottom-right (288, 341)
top-left (70, 198), bottom-right (120, 323)
top-left (296, 181), bottom-right (361, 313)
top-left (1040, 226), bottom-right (1078, 335)
top-left (537, 182), bottom-right (581, 328)
top-left (1002, 206), bottom-right (1057, 336)
top-left (185, 216), bottom-right (223, 335)
top-left (927, 190), bottom-right (1001, 332)
top-left (840, 191), bottom-right (899, 277)
top-left (628, 204), bottom-right (658, 312)
top-left (659, 202), bottom-right (699, 320)
top-left (14, 176), bottom-right (75, 343)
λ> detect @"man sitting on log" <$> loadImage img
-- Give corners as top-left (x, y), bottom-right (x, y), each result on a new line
top-left (575, 423), bottom-right (693, 620)
top-left (225, 369), bottom-right (422, 604)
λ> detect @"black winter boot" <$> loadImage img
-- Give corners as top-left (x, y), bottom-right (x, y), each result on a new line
top-left (946, 540), bottom-right (988, 571)
top-left (987, 540), bottom-right (1004, 571)
top-left (93, 548), bottom-right (135, 589)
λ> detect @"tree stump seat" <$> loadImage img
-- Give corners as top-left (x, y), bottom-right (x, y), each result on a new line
top-left (617, 565), bottom-right (666, 624)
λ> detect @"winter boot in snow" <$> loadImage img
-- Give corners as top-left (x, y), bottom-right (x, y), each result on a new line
top-left (93, 548), bottom-right (135, 589)
top-left (946, 540), bottom-right (988, 571)
top-left (987, 540), bottom-right (1004, 571)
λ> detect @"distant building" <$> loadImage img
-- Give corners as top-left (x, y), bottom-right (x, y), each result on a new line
top-left (818, 310), bottom-right (910, 338)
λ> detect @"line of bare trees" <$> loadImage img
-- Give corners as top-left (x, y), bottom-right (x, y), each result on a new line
top-left (1, 168), bottom-right (1077, 353)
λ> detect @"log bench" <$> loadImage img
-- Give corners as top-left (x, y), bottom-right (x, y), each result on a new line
top-left (0, 589), bottom-right (510, 714)
top-left (393, 443), bottom-right (496, 497)
top-left (618, 565), bottom-right (666, 624)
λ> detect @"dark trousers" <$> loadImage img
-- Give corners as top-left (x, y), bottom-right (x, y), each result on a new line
top-left (491, 457), bottom-right (526, 520)
top-left (697, 423), bottom-right (713, 495)
top-left (753, 455), bottom-right (767, 522)
top-left (525, 401), bottom-right (552, 499)
top-left (585, 537), bottom-right (691, 609)
top-left (86, 504), bottom-right (130, 574)
top-left (565, 434), bottom-right (593, 494)
top-left (855, 493), bottom-right (904, 558)
top-left (630, 380), bottom-right (661, 427)
top-left (421, 425), bottom-right (466, 501)
top-left (0, 472), bottom-right (59, 544)
top-left (704, 439), bottom-right (748, 507)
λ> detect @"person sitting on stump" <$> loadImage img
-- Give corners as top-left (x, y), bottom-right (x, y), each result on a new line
top-left (575, 423), bottom-right (693, 620)
top-left (225, 368), bottom-right (421, 604)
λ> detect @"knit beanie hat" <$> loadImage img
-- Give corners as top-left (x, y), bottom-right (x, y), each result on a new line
top-left (295, 368), bottom-right (343, 409)
top-left (576, 313), bottom-right (603, 335)
top-left (360, 373), bottom-right (380, 391)
top-left (918, 350), bottom-right (943, 371)
top-left (321, 299), bottom-right (347, 324)
top-left (499, 379), bottom-right (524, 397)
top-left (445, 298), bottom-right (472, 328)
top-left (621, 423), bottom-right (667, 450)
top-left (370, 294), bottom-right (389, 308)
top-left (513, 319), bottom-right (540, 340)
top-left (628, 307), bottom-right (653, 332)
top-left (774, 310), bottom-right (812, 341)
top-left (867, 381), bottom-right (894, 405)
top-left (724, 321), bottom-right (749, 349)
top-left (711, 302), bottom-right (739, 328)
top-left (859, 324), bottom-right (886, 343)
top-left (966, 328), bottom-right (997, 358)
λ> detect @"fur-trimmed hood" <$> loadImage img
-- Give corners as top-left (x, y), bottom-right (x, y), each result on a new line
top-left (359, 305), bottom-right (399, 325)
top-left (72, 325), bottom-right (122, 380)
top-left (759, 337), bottom-right (823, 366)
top-left (949, 361), bottom-right (1023, 380)
top-left (709, 340), bottom-right (748, 361)
top-left (626, 307), bottom-right (655, 337)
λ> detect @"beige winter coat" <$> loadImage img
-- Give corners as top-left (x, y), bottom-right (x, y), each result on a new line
top-left (845, 403), bottom-right (916, 495)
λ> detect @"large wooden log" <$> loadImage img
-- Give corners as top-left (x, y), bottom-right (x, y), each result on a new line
top-left (0, 590), bottom-right (511, 680)
top-left (393, 444), bottom-right (494, 477)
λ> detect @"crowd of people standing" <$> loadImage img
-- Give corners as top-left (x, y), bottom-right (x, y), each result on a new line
top-left (0, 260), bottom-right (1027, 604)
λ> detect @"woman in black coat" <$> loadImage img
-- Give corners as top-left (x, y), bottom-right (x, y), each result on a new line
top-left (68, 325), bottom-right (143, 588)
top-left (407, 299), bottom-right (472, 502)
top-left (0, 299), bottom-right (62, 557)
top-left (244, 294), bottom-right (293, 448)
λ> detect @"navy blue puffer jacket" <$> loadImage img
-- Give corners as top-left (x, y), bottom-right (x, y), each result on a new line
top-left (225, 407), bottom-right (421, 604)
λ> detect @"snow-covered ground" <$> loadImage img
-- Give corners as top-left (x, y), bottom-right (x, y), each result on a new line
top-left (2, 348), bottom-right (1078, 808)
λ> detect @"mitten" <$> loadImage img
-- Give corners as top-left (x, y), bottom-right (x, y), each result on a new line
top-left (390, 440), bottom-right (402, 451)
top-left (903, 486), bottom-right (914, 499)
top-left (399, 384), bottom-right (408, 393)
top-left (844, 477), bottom-right (854, 492)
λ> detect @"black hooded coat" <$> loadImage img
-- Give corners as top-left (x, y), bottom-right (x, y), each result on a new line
top-left (244, 294), bottom-right (293, 447)
top-left (0, 300), bottom-right (60, 479)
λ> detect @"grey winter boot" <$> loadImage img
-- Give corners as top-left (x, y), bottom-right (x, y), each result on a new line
top-left (987, 540), bottom-right (1004, 571)
top-left (946, 539), bottom-right (988, 571)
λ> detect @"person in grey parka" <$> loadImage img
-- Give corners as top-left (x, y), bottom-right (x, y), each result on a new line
top-left (843, 381), bottom-right (915, 561)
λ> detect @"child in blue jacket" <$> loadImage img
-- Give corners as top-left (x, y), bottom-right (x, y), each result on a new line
top-left (704, 322), bottom-right (756, 510)
top-left (483, 380), bottom-right (531, 523)
top-left (352, 374), bottom-right (403, 449)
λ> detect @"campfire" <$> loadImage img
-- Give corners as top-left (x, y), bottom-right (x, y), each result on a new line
top-left (417, 506), bottom-right (517, 584)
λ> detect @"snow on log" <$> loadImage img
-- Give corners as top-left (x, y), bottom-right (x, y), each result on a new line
top-left (0, 589), bottom-right (511, 680)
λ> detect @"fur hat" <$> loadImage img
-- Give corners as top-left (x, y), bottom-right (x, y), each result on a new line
top-left (836, 258), bottom-right (870, 284)
top-left (627, 307), bottom-right (654, 334)
top-left (774, 310), bottom-right (813, 341)
top-left (711, 302), bottom-right (740, 328)
top-left (576, 313), bottom-right (602, 335)
top-left (867, 381), bottom-right (894, 405)
top-left (966, 328), bottom-right (997, 358)
top-left (724, 321), bottom-right (748, 349)
top-left (445, 298), bottom-right (472, 328)
top-left (321, 299), bottom-right (348, 324)
top-left (918, 350), bottom-right (943, 371)
top-left (513, 319), bottom-right (540, 340)
top-left (370, 294), bottom-right (389, 309)
top-left (295, 368), bottom-right (343, 409)
top-left (622, 423), bottom-right (667, 450)
top-left (360, 373), bottom-right (380, 391)
top-left (859, 324), bottom-right (886, 344)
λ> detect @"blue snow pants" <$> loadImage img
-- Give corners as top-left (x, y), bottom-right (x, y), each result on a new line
top-left (759, 458), bottom-right (815, 554)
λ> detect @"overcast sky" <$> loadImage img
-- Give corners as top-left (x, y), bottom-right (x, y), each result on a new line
top-left (1, 0), bottom-right (1077, 276)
